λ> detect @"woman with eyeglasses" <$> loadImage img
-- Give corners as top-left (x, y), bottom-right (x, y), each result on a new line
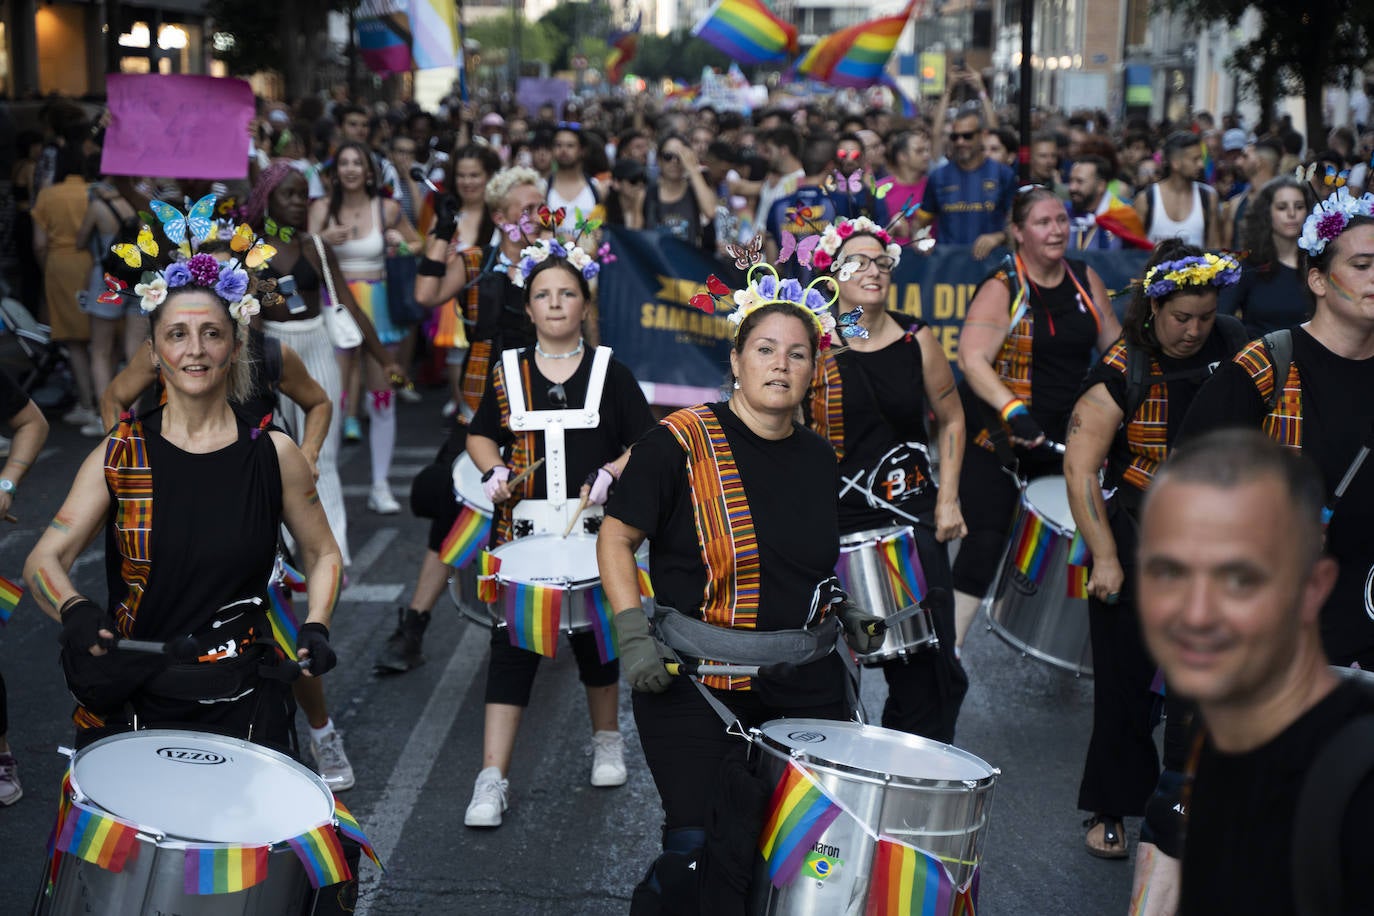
top-left (645, 134), bottom-right (717, 249)
top-left (951, 185), bottom-right (1120, 648)
top-left (806, 216), bottom-right (971, 742)
top-left (459, 243), bottom-right (654, 830)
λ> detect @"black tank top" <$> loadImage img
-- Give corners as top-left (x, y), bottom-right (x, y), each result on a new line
top-left (1026, 259), bottom-right (1100, 439)
top-left (107, 412), bottom-right (283, 645)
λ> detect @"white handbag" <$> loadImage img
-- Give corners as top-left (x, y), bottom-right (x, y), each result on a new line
top-left (312, 233), bottom-right (364, 350)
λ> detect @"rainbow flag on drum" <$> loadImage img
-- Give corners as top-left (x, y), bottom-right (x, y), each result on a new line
top-left (56, 802), bottom-right (140, 873)
top-left (286, 824), bottom-right (351, 888)
top-left (865, 835), bottom-right (979, 915)
top-left (0, 574), bottom-right (22, 622)
top-left (182, 845), bottom-right (270, 895)
top-left (439, 505), bottom-right (491, 569)
top-left (1010, 512), bottom-right (1056, 583)
top-left (759, 761), bottom-right (843, 887)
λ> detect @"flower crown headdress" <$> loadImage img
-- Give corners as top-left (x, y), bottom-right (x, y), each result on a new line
top-left (105, 194), bottom-right (278, 326)
top-left (1142, 253), bottom-right (1242, 299)
top-left (1298, 188), bottom-right (1374, 257)
top-left (727, 264), bottom-right (845, 347)
top-left (508, 206), bottom-right (613, 288)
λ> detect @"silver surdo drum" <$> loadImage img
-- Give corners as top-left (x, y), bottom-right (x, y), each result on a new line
top-left (749, 719), bottom-right (997, 915)
top-left (39, 729), bottom-right (333, 915)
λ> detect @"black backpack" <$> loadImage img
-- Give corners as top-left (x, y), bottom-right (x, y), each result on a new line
top-left (1121, 314), bottom-right (1251, 422)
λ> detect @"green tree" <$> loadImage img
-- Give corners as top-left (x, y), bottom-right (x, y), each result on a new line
top-left (207, 0), bottom-right (337, 98)
top-left (1164, 0), bottom-right (1371, 142)
top-left (633, 30), bottom-right (741, 83)
top-left (537, 0), bottom-right (615, 71)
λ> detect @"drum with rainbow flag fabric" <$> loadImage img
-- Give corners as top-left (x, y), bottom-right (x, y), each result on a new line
top-left (984, 475), bottom-right (1094, 676)
top-left (834, 526), bottom-right (937, 664)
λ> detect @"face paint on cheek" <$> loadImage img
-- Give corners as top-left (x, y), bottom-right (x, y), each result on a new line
top-left (1327, 271), bottom-right (1359, 302)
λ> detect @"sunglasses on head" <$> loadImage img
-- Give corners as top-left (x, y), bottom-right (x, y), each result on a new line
top-left (949, 130), bottom-right (980, 142)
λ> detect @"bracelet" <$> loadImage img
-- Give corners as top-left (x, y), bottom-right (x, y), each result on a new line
top-left (417, 256), bottom-right (448, 277)
top-left (59, 595), bottom-right (89, 618)
top-left (999, 398), bottom-right (1029, 423)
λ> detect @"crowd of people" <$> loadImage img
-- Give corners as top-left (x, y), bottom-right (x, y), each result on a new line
top-left (2, 78), bottom-right (1373, 914)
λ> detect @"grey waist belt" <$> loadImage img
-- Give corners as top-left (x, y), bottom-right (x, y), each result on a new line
top-left (651, 605), bottom-right (837, 667)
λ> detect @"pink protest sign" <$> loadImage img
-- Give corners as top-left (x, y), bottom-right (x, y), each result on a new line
top-left (102, 74), bottom-right (254, 180)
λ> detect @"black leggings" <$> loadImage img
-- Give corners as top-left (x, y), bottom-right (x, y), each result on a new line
top-left (870, 525), bottom-right (968, 743)
top-left (484, 624), bottom-right (619, 706)
top-left (951, 442), bottom-right (1063, 596)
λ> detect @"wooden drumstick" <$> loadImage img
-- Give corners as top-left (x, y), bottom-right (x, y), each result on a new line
top-left (562, 493), bottom-right (591, 538)
top-left (3, 514), bottom-right (16, 524)
top-left (506, 458), bottom-right (544, 489)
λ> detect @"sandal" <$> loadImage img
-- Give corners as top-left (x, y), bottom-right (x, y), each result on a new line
top-left (1084, 815), bottom-right (1129, 859)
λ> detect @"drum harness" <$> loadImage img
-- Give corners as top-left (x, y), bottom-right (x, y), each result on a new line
top-left (649, 578), bottom-right (869, 740)
top-left (502, 346), bottom-right (612, 535)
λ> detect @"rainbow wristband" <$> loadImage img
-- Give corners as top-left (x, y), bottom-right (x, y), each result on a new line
top-left (1000, 399), bottom-right (1030, 423)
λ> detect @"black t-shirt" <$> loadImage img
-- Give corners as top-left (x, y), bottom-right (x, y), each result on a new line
top-left (606, 403), bottom-right (845, 707)
top-left (1217, 261), bottom-right (1310, 336)
top-left (1181, 681), bottom-right (1374, 915)
top-left (0, 368), bottom-right (29, 423)
top-left (106, 412), bottom-right (283, 643)
top-left (1082, 330), bottom-right (1231, 500)
top-left (1180, 327), bottom-right (1374, 660)
top-left (470, 348), bottom-right (655, 505)
top-left (816, 313), bottom-right (939, 532)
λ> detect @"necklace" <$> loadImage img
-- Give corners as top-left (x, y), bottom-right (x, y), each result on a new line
top-left (535, 338), bottom-right (584, 359)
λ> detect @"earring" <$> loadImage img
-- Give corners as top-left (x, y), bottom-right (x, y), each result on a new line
top-left (732, 379), bottom-right (741, 390)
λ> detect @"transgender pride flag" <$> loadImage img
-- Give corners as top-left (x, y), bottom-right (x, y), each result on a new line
top-left (356, 0), bottom-right (413, 76)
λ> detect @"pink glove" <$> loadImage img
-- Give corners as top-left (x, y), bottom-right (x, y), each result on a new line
top-left (585, 466), bottom-right (616, 506)
top-left (482, 466), bottom-right (511, 501)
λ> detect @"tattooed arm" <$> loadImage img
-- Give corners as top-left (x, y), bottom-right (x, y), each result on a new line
top-left (24, 445), bottom-right (114, 622)
top-left (916, 326), bottom-right (967, 543)
top-left (272, 432), bottom-right (343, 646)
top-left (1063, 384), bottom-right (1125, 603)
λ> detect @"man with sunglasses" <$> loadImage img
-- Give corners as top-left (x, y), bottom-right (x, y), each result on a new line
top-left (915, 109), bottom-right (1017, 259)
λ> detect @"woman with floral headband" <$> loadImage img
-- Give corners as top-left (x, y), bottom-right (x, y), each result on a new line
top-left (24, 217), bottom-right (343, 756)
top-left (952, 185), bottom-right (1120, 648)
top-left (1062, 240), bottom-right (1244, 862)
top-left (460, 237), bottom-right (654, 830)
top-left (599, 268), bottom-right (867, 914)
top-left (805, 215), bottom-right (971, 743)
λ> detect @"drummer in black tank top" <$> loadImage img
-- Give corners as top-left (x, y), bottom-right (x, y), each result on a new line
top-left (25, 221), bottom-right (344, 758)
top-left (805, 221), bottom-right (971, 742)
top-left (952, 187), bottom-right (1121, 647)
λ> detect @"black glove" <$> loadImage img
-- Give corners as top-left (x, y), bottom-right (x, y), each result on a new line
top-left (433, 195), bottom-right (460, 242)
top-left (836, 600), bottom-right (885, 654)
top-left (614, 608), bottom-right (671, 693)
top-left (296, 622), bottom-right (337, 676)
top-left (59, 598), bottom-right (119, 653)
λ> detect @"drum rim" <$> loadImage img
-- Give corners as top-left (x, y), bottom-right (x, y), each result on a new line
top-left (1021, 476), bottom-right (1076, 535)
top-left (68, 728), bottom-right (336, 845)
top-left (491, 533), bottom-right (601, 589)
top-left (838, 525), bottom-right (914, 550)
top-left (452, 453), bottom-right (495, 515)
top-left (753, 719), bottom-right (998, 789)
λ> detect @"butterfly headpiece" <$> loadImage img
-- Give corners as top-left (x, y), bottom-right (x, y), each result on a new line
top-left (108, 194), bottom-right (278, 326)
top-left (1298, 188), bottom-right (1374, 258)
top-left (509, 206), bottom-right (611, 289)
top-left (725, 264), bottom-right (844, 348)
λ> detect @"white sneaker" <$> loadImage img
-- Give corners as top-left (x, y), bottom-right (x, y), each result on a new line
top-left (398, 387), bottom-right (422, 404)
top-left (590, 730), bottom-right (628, 787)
top-left (0, 753), bottom-right (22, 806)
top-left (464, 766), bottom-right (509, 827)
top-left (80, 419), bottom-right (107, 438)
top-left (62, 405), bottom-right (98, 427)
top-left (310, 730), bottom-right (356, 791)
top-left (367, 482), bottom-right (401, 515)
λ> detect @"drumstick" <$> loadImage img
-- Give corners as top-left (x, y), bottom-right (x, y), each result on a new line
top-left (562, 493), bottom-right (591, 538)
top-left (863, 587), bottom-right (951, 637)
top-left (507, 458), bottom-right (544, 489)
top-left (666, 661), bottom-right (797, 680)
top-left (3, 513), bottom-right (16, 524)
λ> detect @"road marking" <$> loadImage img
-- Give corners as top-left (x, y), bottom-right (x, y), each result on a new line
top-left (353, 622), bottom-right (491, 913)
top-left (340, 583), bottom-right (405, 603)
top-left (350, 528), bottom-right (399, 577)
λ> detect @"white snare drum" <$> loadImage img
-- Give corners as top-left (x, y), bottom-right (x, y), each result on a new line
top-left (985, 476), bottom-right (1093, 676)
top-left (835, 526), bottom-right (937, 663)
top-left (39, 729), bottom-right (333, 915)
top-left (490, 534), bottom-right (605, 634)
top-left (750, 719), bottom-right (997, 915)
top-left (449, 454), bottom-right (496, 626)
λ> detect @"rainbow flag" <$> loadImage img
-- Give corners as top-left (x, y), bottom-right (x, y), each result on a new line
top-left (587, 589), bottom-right (619, 664)
top-left (1011, 513), bottom-right (1055, 583)
top-left (505, 584), bottom-right (562, 658)
top-left (794, 0), bottom-right (915, 88)
top-left (759, 761), bottom-right (843, 887)
top-left (692, 0), bottom-right (799, 65)
top-left (636, 555), bottom-right (655, 598)
top-left (333, 797), bottom-right (384, 872)
top-left (57, 802), bottom-right (140, 873)
top-left (286, 824), bottom-right (352, 888)
top-left (953, 867), bottom-right (979, 915)
top-left (864, 835), bottom-right (954, 916)
top-left (882, 534), bottom-right (928, 608)
top-left (439, 505), bottom-right (491, 569)
top-left (0, 574), bottom-right (21, 623)
top-left (266, 583), bottom-right (300, 655)
top-left (280, 560), bottom-right (308, 593)
top-left (182, 845), bottom-right (270, 895)
top-left (476, 551), bottom-right (502, 604)
top-left (1066, 565), bottom-right (1090, 601)
top-left (606, 12), bottom-right (642, 85)
top-left (45, 770), bottom-right (76, 890)
top-left (1066, 529), bottom-right (1090, 567)
top-left (355, 0), bottom-right (413, 77)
